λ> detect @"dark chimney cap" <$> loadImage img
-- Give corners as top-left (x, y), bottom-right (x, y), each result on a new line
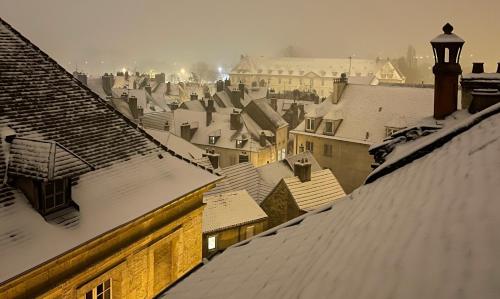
top-left (443, 23), bottom-right (454, 34)
top-left (472, 62), bottom-right (484, 74)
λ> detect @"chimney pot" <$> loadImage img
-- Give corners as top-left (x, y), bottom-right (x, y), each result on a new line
top-left (230, 111), bottom-right (241, 130)
top-left (294, 159), bottom-right (312, 182)
top-left (472, 62), bottom-right (484, 74)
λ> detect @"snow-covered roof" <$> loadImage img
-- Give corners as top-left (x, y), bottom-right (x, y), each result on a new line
top-left (163, 101), bottom-right (500, 299)
top-left (243, 98), bottom-right (288, 129)
top-left (291, 84), bottom-right (434, 144)
top-left (203, 190), bottom-right (268, 234)
top-left (0, 17), bottom-right (220, 283)
top-left (283, 169), bottom-right (345, 212)
top-left (462, 72), bottom-right (500, 82)
top-left (231, 56), bottom-right (391, 79)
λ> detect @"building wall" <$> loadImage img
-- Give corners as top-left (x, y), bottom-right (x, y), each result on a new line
top-left (202, 220), bottom-right (267, 257)
top-left (292, 133), bottom-right (373, 194)
top-left (261, 182), bottom-right (303, 228)
top-left (195, 144), bottom-right (276, 168)
top-left (275, 126), bottom-right (289, 159)
top-left (0, 185), bottom-right (215, 299)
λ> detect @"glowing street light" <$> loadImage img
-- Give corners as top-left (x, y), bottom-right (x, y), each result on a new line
top-left (180, 68), bottom-right (186, 74)
top-left (218, 66), bottom-right (223, 73)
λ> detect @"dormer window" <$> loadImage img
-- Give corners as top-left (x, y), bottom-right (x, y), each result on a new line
top-left (306, 118), bottom-right (315, 132)
top-left (43, 179), bottom-right (69, 213)
top-left (324, 121), bottom-right (334, 135)
top-left (209, 136), bottom-right (217, 145)
top-left (235, 139), bottom-right (247, 148)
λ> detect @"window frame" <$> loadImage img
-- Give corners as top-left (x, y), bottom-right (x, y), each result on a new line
top-left (207, 235), bottom-right (217, 251)
top-left (209, 136), bottom-right (217, 145)
top-left (44, 179), bottom-right (68, 213)
top-left (85, 279), bottom-right (112, 299)
top-left (305, 118), bottom-right (315, 132)
top-left (305, 141), bottom-right (314, 153)
top-left (324, 121), bottom-right (334, 135)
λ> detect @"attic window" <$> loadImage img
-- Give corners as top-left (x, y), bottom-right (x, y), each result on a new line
top-left (208, 235), bottom-right (217, 251)
top-left (235, 139), bottom-right (245, 148)
top-left (43, 179), bottom-right (70, 213)
top-left (306, 118), bottom-right (315, 132)
top-left (209, 136), bottom-right (217, 145)
top-left (324, 121), bottom-right (334, 135)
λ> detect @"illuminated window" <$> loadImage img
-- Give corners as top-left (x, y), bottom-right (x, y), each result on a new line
top-left (209, 136), bottom-right (217, 145)
top-left (236, 139), bottom-right (243, 148)
top-left (208, 235), bottom-right (217, 251)
top-left (85, 279), bottom-right (111, 299)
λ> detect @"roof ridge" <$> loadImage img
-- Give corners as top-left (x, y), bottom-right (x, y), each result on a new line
top-left (366, 102), bottom-right (500, 184)
top-left (0, 17), bottom-right (218, 176)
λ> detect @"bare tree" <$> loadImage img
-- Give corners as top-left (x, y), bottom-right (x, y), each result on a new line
top-left (190, 61), bottom-right (218, 82)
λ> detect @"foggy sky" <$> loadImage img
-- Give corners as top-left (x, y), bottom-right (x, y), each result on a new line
top-left (1, 0), bottom-right (499, 75)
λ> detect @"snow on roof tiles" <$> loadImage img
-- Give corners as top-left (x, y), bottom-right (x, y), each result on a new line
top-left (164, 104), bottom-right (500, 299)
top-left (283, 169), bottom-right (345, 212)
top-left (202, 190), bottom-right (268, 234)
top-left (292, 84), bottom-right (434, 144)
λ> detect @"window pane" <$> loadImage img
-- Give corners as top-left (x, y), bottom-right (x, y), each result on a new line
top-left (55, 193), bottom-right (64, 206)
top-left (104, 279), bottom-right (110, 290)
top-left (86, 291), bottom-right (93, 299)
top-left (97, 284), bottom-right (103, 294)
top-left (46, 182), bottom-right (54, 195)
top-left (97, 294), bottom-right (103, 299)
top-left (208, 236), bottom-right (216, 250)
top-left (104, 290), bottom-right (110, 299)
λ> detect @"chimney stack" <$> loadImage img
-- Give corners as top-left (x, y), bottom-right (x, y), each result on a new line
top-left (259, 131), bottom-right (267, 147)
top-left (270, 97), bottom-right (278, 111)
top-left (230, 110), bottom-right (241, 130)
top-left (166, 81), bottom-right (171, 95)
top-left (497, 62), bottom-right (500, 73)
top-left (202, 149), bottom-right (220, 169)
top-left (472, 62), bottom-right (484, 74)
top-left (225, 78), bottom-right (231, 87)
top-left (128, 96), bottom-right (138, 119)
top-left (191, 93), bottom-right (198, 101)
top-left (294, 158), bottom-right (312, 183)
top-left (468, 89), bottom-right (500, 113)
top-left (180, 122), bottom-right (192, 141)
top-left (238, 81), bottom-right (245, 97)
top-left (216, 80), bottom-right (224, 92)
top-left (430, 23), bottom-right (464, 119)
top-left (206, 99), bottom-right (214, 126)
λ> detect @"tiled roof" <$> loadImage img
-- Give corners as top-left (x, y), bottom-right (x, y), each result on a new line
top-left (0, 17), bottom-right (220, 283)
top-left (140, 111), bottom-right (173, 131)
top-left (291, 84), bottom-right (434, 144)
top-left (243, 98), bottom-right (288, 130)
top-left (283, 169), bottom-right (345, 211)
top-left (7, 137), bottom-right (93, 181)
top-left (205, 162), bottom-right (273, 204)
top-left (164, 103), bottom-right (500, 299)
top-left (202, 190), bottom-right (268, 234)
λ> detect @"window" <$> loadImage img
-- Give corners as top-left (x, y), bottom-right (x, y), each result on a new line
top-left (324, 121), bottom-right (334, 134)
top-left (44, 179), bottom-right (68, 212)
top-left (85, 279), bottom-right (111, 299)
top-left (305, 118), bottom-right (315, 131)
top-left (324, 144), bottom-right (333, 157)
top-left (236, 139), bottom-right (243, 148)
top-left (306, 141), bottom-right (314, 153)
top-left (239, 153), bottom-right (249, 163)
top-left (246, 225), bottom-right (255, 239)
top-left (209, 136), bottom-right (217, 145)
top-left (208, 235), bottom-right (217, 251)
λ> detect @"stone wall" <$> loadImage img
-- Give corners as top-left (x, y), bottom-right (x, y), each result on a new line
top-left (0, 185), bottom-right (213, 299)
top-left (261, 182), bottom-right (302, 228)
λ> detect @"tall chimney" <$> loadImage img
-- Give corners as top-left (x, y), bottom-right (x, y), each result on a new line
top-left (202, 149), bottom-right (220, 169)
top-left (430, 23), bottom-right (464, 119)
top-left (259, 131), bottom-right (267, 147)
top-left (180, 123), bottom-right (192, 141)
top-left (294, 158), bottom-right (312, 183)
top-left (128, 96), bottom-right (138, 119)
top-left (472, 62), bottom-right (484, 74)
top-left (230, 110), bottom-right (241, 130)
top-left (238, 81), bottom-right (245, 96)
top-left (225, 78), bottom-right (231, 87)
top-left (270, 97), bottom-right (278, 111)
top-left (166, 81), bottom-right (171, 95)
top-left (216, 80), bottom-right (224, 92)
top-left (206, 99), bottom-right (214, 126)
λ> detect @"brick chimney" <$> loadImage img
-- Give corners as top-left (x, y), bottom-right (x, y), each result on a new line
top-left (202, 149), bottom-right (220, 169)
top-left (230, 110), bottom-right (241, 130)
top-left (331, 76), bottom-right (347, 104)
top-left (238, 81), bottom-right (245, 97)
top-left (191, 93), bottom-right (198, 101)
top-left (430, 23), bottom-right (464, 119)
top-left (270, 97), bottom-right (278, 111)
top-left (180, 122), bottom-right (191, 141)
top-left (472, 62), bottom-right (484, 74)
top-left (294, 158), bottom-right (312, 183)
top-left (206, 99), bottom-right (214, 126)
top-left (216, 80), bottom-right (224, 92)
top-left (259, 131), bottom-right (267, 147)
top-left (128, 96), bottom-right (139, 119)
top-left (166, 81), bottom-right (171, 95)
top-left (468, 89), bottom-right (500, 113)
top-left (229, 88), bottom-right (243, 108)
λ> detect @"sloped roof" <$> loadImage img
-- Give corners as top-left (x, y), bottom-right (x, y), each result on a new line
top-left (163, 103), bottom-right (500, 299)
top-left (7, 138), bottom-right (93, 181)
top-left (205, 162), bottom-right (273, 204)
top-left (202, 190), bottom-right (268, 234)
top-left (140, 111), bottom-right (173, 131)
top-left (0, 17), bottom-right (220, 283)
top-left (283, 169), bottom-right (345, 211)
top-left (244, 98), bottom-right (288, 130)
top-left (292, 84), bottom-right (434, 144)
